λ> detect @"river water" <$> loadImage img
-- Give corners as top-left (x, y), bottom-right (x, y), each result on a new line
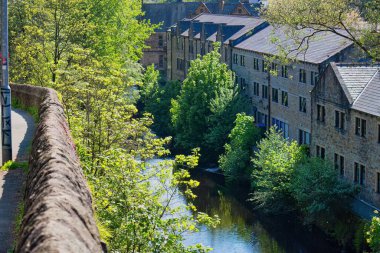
top-left (184, 172), bottom-right (343, 253)
top-left (150, 159), bottom-right (343, 253)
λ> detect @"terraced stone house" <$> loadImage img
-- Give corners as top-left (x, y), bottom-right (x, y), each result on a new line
top-left (311, 63), bottom-right (380, 207)
top-left (142, 0), bottom-right (261, 77)
top-left (167, 13), bottom-right (355, 142)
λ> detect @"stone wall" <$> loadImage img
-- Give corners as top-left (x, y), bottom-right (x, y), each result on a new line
top-left (10, 84), bottom-right (104, 253)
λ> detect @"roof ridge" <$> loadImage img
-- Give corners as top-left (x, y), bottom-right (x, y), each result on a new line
top-left (331, 62), bottom-right (354, 104)
top-left (353, 68), bottom-right (380, 105)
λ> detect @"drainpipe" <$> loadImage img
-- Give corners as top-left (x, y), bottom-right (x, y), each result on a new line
top-left (267, 70), bottom-right (271, 130)
top-left (1, 0), bottom-right (12, 163)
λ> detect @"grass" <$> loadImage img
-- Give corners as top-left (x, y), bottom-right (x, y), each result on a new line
top-left (11, 97), bottom-right (39, 122)
top-left (10, 201), bottom-right (25, 252)
top-left (1, 161), bottom-right (29, 173)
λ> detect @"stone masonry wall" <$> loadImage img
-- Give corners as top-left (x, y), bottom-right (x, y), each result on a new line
top-left (10, 84), bottom-right (103, 253)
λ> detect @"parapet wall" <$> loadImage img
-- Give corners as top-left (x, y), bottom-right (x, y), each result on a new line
top-left (11, 84), bottom-right (103, 252)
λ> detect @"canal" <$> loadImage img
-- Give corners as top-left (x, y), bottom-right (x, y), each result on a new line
top-left (150, 159), bottom-right (344, 253)
top-left (184, 171), bottom-right (343, 253)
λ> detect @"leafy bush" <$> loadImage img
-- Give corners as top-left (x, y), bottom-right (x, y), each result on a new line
top-left (170, 43), bottom-right (248, 163)
top-left (250, 127), bottom-right (305, 213)
top-left (366, 211), bottom-right (380, 252)
top-left (291, 158), bottom-right (358, 224)
top-left (219, 113), bottom-right (260, 183)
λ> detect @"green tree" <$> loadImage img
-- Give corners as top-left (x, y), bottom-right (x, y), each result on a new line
top-left (171, 44), bottom-right (248, 163)
top-left (291, 157), bottom-right (358, 224)
top-left (263, 0), bottom-right (380, 61)
top-left (250, 127), bottom-right (305, 213)
top-left (366, 212), bottom-right (380, 252)
top-left (140, 66), bottom-right (181, 137)
top-left (10, 0), bottom-right (218, 251)
top-left (219, 113), bottom-right (260, 183)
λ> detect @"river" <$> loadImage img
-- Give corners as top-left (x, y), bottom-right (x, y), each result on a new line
top-left (150, 159), bottom-right (343, 253)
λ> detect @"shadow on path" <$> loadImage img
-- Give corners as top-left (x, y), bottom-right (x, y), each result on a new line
top-left (0, 108), bottom-right (35, 252)
top-left (0, 169), bottom-right (25, 253)
top-left (11, 108), bottom-right (36, 162)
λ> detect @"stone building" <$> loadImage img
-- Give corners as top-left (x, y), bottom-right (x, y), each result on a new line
top-left (141, 0), bottom-right (261, 77)
top-left (167, 13), bottom-right (355, 143)
top-left (311, 63), bottom-right (380, 207)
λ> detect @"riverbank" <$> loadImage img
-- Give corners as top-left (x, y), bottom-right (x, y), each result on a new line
top-left (192, 168), bottom-right (368, 253)
top-left (182, 169), bottom-right (343, 253)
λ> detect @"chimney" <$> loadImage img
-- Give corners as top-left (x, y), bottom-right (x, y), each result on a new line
top-left (218, 0), bottom-right (225, 12)
top-left (189, 22), bottom-right (194, 40)
top-left (216, 23), bottom-right (226, 43)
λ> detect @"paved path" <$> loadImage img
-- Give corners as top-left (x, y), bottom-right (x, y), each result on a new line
top-left (0, 109), bottom-right (35, 253)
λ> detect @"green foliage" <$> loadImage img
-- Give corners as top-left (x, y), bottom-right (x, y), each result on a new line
top-left (10, 0), bottom-right (217, 251)
top-left (366, 211), bottom-right (380, 252)
top-left (263, 0), bottom-right (380, 61)
top-left (1, 161), bottom-right (29, 172)
top-left (219, 113), bottom-right (260, 183)
top-left (12, 98), bottom-right (39, 122)
top-left (250, 127), bottom-right (305, 213)
top-left (171, 43), bottom-right (248, 162)
top-left (291, 157), bottom-right (358, 224)
top-left (141, 66), bottom-right (181, 137)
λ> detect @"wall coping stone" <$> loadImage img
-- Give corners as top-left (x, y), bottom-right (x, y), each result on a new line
top-left (11, 84), bottom-right (103, 253)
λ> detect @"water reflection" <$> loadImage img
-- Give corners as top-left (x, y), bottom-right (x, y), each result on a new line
top-left (184, 173), bottom-right (341, 253)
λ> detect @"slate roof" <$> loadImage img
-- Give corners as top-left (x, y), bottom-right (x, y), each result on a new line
top-left (181, 14), bottom-right (266, 43)
top-left (234, 25), bottom-right (353, 64)
top-left (142, 2), bottom-right (201, 31)
top-left (334, 64), bottom-right (380, 117)
top-left (142, 2), bottom-right (260, 32)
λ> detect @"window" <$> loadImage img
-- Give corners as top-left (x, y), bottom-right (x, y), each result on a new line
top-left (317, 104), bottom-right (326, 122)
top-left (299, 69), bottom-right (306, 83)
top-left (253, 58), bottom-right (259, 70)
top-left (158, 35), bottom-right (164, 47)
top-left (311, 71), bottom-right (319, 85)
top-left (272, 118), bottom-right (289, 138)
top-left (377, 173), bottom-right (380, 193)
top-left (335, 111), bottom-right (345, 130)
top-left (355, 117), bottom-right (367, 137)
top-left (253, 82), bottom-right (260, 96)
top-left (181, 38), bottom-right (184, 50)
top-left (240, 78), bottom-right (246, 90)
top-left (271, 62), bottom-right (278, 72)
top-left (257, 112), bottom-right (268, 126)
top-left (262, 85), bottom-right (268, 99)
top-left (176, 37), bottom-right (180, 49)
top-left (262, 60), bottom-right (268, 73)
top-left (224, 47), bottom-right (228, 62)
top-left (298, 129), bottom-right (310, 145)
top-left (238, 8), bottom-right (242, 14)
top-left (281, 91), bottom-right (288, 107)
top-left (176, 58), bottom-right (184, 70)
top-left (334, 154), bottom-right (345, 176)
top-left (281, 66), bottom-right (289, 78)
top-left (272, 88), bottom-right (278, 103)
top-left (189, 42), bottom-right (194, 54)
top-left (354, 162), bottom-right (366, 185)
top-left (208, 43), bottom-right (211, 53)
top-left (299, 97), bottom-right (307, 113)
top-left (201, 42), bottom-right (205, 55)
top-left (158, 55), bottom-right (164, 68)
top-left (233, 54), bottom-right (238, 64)
top-left (316, 145), bottom-right (325, 159)
top-left (240, 55), bottom-right (245, 66)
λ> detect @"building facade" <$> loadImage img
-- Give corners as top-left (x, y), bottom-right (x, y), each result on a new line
top-left (167, 13), bottom-right (354, 142)
top-left (311, 63), bottom-right (380, 207)
top-left (142, 1), bottom-right (261, 76)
